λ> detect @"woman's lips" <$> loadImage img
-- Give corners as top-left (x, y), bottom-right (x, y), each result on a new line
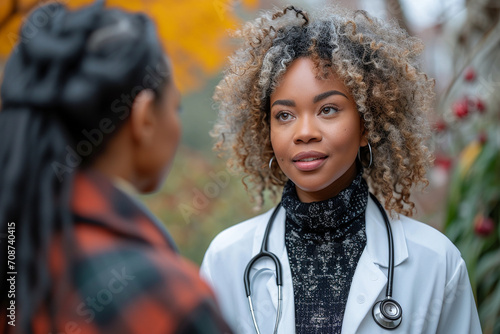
top-left (292, 151), bottom-right (328, 171)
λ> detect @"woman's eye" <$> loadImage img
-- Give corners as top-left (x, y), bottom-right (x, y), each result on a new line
top-left (276, 112), bottom-right (292, 121)
top-left (321, 106), bottom-right (338, 115)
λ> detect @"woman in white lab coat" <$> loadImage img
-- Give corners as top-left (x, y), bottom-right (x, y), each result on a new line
top-left (201, 4), bottom-right (482, 334)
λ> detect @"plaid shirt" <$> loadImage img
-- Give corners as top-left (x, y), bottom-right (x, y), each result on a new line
top-left (27, 170), bottom-right (232, 334)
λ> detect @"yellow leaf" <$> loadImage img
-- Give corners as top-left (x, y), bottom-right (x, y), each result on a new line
top-left (142, 0), bottom-right (245, 91)
top-left (242, 0), bottom-right (259, 9)
top-left (459, 141), bottom-right (482, 177)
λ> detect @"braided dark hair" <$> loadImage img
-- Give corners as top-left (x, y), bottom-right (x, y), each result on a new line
top-left (0, 1), bottom-right (170, 332)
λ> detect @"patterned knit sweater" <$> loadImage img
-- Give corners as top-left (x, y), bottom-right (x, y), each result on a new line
top-left (282, 171), bottom-right (368, 333)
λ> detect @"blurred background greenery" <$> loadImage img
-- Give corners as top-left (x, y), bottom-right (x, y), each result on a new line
top-left (1, 0), bottom-right (499, 332)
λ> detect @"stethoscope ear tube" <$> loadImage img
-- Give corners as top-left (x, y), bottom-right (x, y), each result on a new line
top-left (243, 251), bottom-right (283, 296)
top-left (243, 204), bottom-right (283, 297)
top-left (244, 204), bottom-right (284, 334)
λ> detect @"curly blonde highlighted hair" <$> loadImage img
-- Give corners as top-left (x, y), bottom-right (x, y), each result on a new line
top-left (212, 5), bottom-right (434, 216)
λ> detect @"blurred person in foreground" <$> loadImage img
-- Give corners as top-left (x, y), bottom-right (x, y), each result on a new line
top-left (0, 1), bottom-right (232, 333)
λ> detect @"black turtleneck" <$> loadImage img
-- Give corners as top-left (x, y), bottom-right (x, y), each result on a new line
top-left (281, 171), bottom-right (369, 333)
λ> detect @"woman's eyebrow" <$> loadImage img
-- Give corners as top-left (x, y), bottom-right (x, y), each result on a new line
top-left (271, 99), bottom-right (296, 107)
top-left (313, 90), bottom-right (348, 103)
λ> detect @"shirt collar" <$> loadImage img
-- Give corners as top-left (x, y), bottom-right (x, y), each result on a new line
top-left (280, 170), bottom-right (368, 233)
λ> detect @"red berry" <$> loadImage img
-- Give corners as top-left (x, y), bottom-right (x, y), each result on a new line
top-left (478, 132), bottom-right (488, 144)
top-left (434, 156), bottom-right (452, 171)
top-left (453, 100), bottom-right (469, 119)
top-left (464, 67), bottom-right (476, 82)
top-left (434, 120), bottom-right (447, 132)
top-left (476, 99), bottom-right (486, 113)
top-left (474, 215), bottom-right (495, 237)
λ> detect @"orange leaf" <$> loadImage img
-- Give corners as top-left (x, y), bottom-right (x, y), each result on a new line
top-left (0, 14), bottom-right (22, 57)
top-left (0, 1), bottom-right (14, 24)
top-left (18, 0), bottom-right (39, 12)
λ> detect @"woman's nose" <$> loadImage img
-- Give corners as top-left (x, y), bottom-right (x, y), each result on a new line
top-left (293, 115), bottom-right (322, 144)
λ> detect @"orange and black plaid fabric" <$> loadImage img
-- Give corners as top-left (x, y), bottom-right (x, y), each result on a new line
top-left (30, 170), bottom-right (232, 334)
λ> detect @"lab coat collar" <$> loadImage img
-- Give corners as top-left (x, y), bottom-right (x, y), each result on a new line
top-left (365, 196), bottom-right (409, 268)
top-left (251, 206), bottom-right (285, 256)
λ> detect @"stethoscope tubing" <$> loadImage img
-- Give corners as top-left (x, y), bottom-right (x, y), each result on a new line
top-left (369, 192), bottom-right (394, 298)
top-left (243, 203), bottom-right (283, 296)
top-left (243, 204), bottom-right (283, 334)
top-left (243, 193), bottom-right (402, 332)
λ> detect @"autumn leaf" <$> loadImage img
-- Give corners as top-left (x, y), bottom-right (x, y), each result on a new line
top-left (0, 0), bottom-right (258, 92)
top-left (458, 140), bottom-right (483, 177)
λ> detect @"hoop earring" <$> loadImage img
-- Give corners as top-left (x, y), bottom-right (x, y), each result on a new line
top-left (357, 142), bottom-right (373, 169)
top-left (268, 156), bottom-right (281, 183)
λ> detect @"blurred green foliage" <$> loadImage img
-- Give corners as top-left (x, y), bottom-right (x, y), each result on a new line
top-left (433, 3), bottom-right (500, 330)
top-left (437, 31), bottom-right (500, 332)
top-left (178, 76), bottom-right (222, 151)
top-left (443, 130), bottom-right (500, 334)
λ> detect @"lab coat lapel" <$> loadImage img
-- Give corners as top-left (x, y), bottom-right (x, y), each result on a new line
top-left (342, 196), bottom-right (409, 333)
top-left (250, 206), bottom-right (296, 334)
top-left (364, 197), bottom-right (408, 268)
top-left (342, 248), bottom-right (386, 333)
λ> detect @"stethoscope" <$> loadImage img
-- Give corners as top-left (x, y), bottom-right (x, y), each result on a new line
top-left (243, 193), bottom-right (403, 333)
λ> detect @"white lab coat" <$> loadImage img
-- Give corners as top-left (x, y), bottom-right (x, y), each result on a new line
top-left (200, 197), bottom-right (482, 334)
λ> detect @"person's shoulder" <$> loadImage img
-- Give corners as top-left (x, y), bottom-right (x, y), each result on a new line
top-left (207, 206), bottom-right (276, 253)
top-left (74, 240), bottom-right (212, 301)
top-left (71, 240), bottom-right (229, 333)
top-left (399, 215), bottom-right (456, 250)
top-left (399, 215), bottom-right (463, 267)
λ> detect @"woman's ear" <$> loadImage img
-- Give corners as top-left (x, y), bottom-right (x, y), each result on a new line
top-left (360, 118), bottom-right (369, 147)
top-left (129, 89), bottom-right (157, 147)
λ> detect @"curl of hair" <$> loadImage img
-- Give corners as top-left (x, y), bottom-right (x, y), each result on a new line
top-left (0, 1), bottom-right (169, 332)
top-left (212, 5), bottom-right (434, 215)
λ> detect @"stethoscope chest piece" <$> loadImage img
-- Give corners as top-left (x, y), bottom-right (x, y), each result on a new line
top-left (372, 297), bottom-right (403, 330)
